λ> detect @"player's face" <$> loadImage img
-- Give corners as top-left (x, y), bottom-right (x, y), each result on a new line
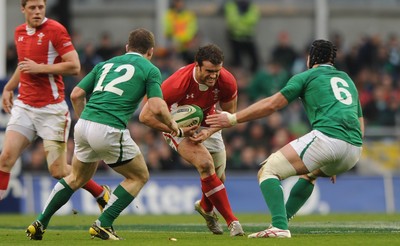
top-left (196, 61), bottom-right (222, 87)
top-left (22, 0), bottom-right (46, 28)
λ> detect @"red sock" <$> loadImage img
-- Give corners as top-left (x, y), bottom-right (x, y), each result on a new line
top-left (201, 173), bottom-right (237, 225)
top-left (200, 193), bottom-right (213, 212)
top-left (0, 170), bottom-right (10, 190)
top-left (82, 179), bottom-right (103, 198)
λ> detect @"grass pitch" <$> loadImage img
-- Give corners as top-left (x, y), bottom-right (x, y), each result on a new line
top-left (0, 213), bottom-right (399, 245)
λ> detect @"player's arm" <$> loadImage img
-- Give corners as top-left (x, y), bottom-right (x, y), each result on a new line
top-left (1, 67), bottom-right (21, 113)
top-left (206, 92), bottom-right (288, 128)
top-left (210, 97), bottom-right (237, 134)
top-left (70, 86), bottom-right (87, 118)
top-left (139, 99), bottom-right (180, 135)
top-left (147, 97), bottom-right (179, 135)
top-left (19, 50), bottom-right (80, 76)
top-left (139, 100), bottom-right (170, 132)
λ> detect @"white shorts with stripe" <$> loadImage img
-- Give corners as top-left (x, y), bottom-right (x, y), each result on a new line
top-left (289, 129), bottom-right (362, 176)
top-left (74, 119), bottom-right (140, 165)
top-left (7, 99), bottom-right (70, 142)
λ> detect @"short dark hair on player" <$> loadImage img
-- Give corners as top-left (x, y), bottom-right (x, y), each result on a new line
top-left (195, 44), bottom-right (224, 67)
top-left (21, 0), bottom-right (46, 7)
top-left (308, 39), bottom-right (337, 68)
top-left (127, 28), bottom-right (155, 54)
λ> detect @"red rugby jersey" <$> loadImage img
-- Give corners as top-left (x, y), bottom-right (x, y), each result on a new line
top-left (14, 18), bottom-right (75, 107)
top-left (161, 63), bottom-right (237, 127)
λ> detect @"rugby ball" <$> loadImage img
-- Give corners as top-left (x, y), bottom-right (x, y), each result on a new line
top-left (171, 105), bottom-right (203, 127)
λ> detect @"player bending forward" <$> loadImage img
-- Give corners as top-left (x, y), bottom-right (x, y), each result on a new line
top-left (206, 39), bottom-right (363, 238)
top-left (140, 44), bottom-right (244, 236)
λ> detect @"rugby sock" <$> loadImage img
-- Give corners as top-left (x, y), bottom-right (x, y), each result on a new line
top-left (259, 178), bottom-right (288, 230)
top-left (0, 170), bottom-right (10, 200)
top-left (285, 178), bottom-right (314, 220)
top-left (98, 185), bottom-right (134, 228)
top-left (201, 173), bottom-right (237, 225)
top-left (38, 179), bottom-right (74, 228)
top-left (82, 179), bottom-right (103, 198)
top-left (200, 193), bottom-right (214, 212)
top-left (0, 170), bottom-right (10, 189)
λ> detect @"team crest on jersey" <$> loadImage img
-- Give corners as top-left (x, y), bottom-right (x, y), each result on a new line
top-left (37, 32), bottom-right (45, 45)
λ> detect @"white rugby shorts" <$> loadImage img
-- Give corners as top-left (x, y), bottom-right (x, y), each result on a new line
top-left (7, 99), bottom-right (70, 142)
top-left (289, 129), bottom-right (362, 176)
top-left (74, 119), bottom-right (140, 164)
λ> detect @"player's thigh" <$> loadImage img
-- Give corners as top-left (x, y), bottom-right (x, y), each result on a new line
top-left (177, 138), bottom-right (213, 167)
top-left (0, 130), bottom-right (31, 167)
top-left (6, 102), bottom-right (36, 142)
top-left (33, 101), bottom-right (71, 142)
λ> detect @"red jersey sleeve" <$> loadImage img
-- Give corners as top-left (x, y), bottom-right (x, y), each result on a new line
top-left (48, 20), bottom-right (75, 57)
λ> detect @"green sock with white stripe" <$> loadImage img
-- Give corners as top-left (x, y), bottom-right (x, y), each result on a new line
top-left (37, 179), bottom-right (74, 228)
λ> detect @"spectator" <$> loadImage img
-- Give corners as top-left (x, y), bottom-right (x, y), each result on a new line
top-left (224, 0), bottom-right (260, 73)
top-left (96, 31), bottom-right (117, 61)
top-left (363, 84), bottom-right (397, 126)
top-left (164, 0), bottom-right (200, 64)
top-left (270, 31), bottom-right (298, 75)
top-left (247, 60), bottom-right (290, 102)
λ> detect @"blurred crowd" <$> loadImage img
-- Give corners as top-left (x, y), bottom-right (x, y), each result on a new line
top-left (3, 0), bottom-right (400, 173)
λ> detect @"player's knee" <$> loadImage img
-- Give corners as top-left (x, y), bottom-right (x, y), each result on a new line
top-left (43, 140), bottom-right (66, 165)
top-left (48, 164), bottom-right (67, 179)
top-left (258, 151), bottom-right (296, 184)
top-left (139, 169), bottom-right (150, 185)
top-left (44, 140), bottom-right (68, 179)
top-left (196, 158), bottom-right (214, 174)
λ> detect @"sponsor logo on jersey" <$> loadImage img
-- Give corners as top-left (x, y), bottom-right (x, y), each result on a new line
top-left (63, 41), bottom-right (72, 47)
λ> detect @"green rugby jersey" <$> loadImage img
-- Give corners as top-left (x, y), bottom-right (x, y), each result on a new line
top-left (280, 65), bottom-right (363, 146)
top-left (78, 52), bottom-right (163, 129)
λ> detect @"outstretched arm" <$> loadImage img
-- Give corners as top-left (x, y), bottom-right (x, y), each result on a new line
top-left (206, 92), bottom-right (288, 128)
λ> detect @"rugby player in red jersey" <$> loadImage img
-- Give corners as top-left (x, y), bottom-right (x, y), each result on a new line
top-left (0, 0), bottom-right (110, 210)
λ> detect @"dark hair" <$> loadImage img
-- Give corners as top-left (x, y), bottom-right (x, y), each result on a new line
top-left (308, 39), bottom-right (337, 68)
top-left (21, 0), bottom-right (46, 7)
top-left (127, 28), bottom-right (155, 54)
top-left (195, 44), bottom-right (224, 67)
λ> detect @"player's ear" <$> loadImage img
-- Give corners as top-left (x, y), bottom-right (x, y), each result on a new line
top-left (125, 44), bottom-right (129, 53)
top-left (146, 47), bottom-right (154, 60)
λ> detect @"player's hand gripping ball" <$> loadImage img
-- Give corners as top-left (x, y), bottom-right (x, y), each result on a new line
top-left (171, 104), bottom-right (203, 127)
